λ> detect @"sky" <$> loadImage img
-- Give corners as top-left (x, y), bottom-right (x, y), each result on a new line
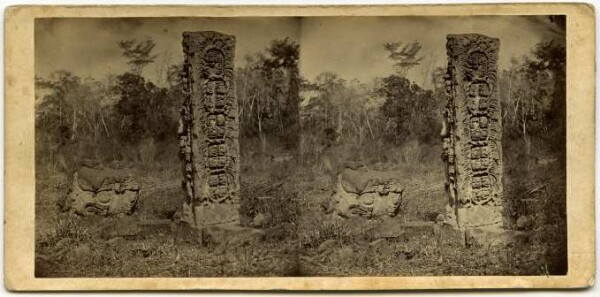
top-left (35, 17), bottom-right (301, 86)
top-left (299, 16), bottom-right (565, 88)
top-left (35, 16), bottom-right (564, 89)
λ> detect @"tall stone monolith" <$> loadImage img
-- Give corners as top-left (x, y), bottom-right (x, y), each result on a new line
top-left (179, 31), bottom-right (241, 229)
top-left (442, 34), bottom-right (504, 229)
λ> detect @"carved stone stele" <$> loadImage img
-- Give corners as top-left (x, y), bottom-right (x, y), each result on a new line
top-left (442, 34), bottom-right (504, 228)
top-left (179, 31), bottom-right (240, 228)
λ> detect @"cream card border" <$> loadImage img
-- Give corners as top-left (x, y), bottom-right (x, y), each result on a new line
top-left (4, 3), bottom-right (595, 291)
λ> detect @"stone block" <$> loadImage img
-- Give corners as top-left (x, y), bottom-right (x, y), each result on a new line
top-left (194, 203), bottom-right (240, 226)
top-left (455, 205), bottom-right (503, 228)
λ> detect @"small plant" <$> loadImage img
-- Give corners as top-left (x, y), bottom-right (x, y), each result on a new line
top-left (50, 215), bottom-right (94, 245)
top-left (307, 220), bottom-right (353, 247)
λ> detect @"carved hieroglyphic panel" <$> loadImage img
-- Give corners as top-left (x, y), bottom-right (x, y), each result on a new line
top-left (179, 31), bottom-right (240, 227)
top-left (443, 34), bottom-right (503, 228)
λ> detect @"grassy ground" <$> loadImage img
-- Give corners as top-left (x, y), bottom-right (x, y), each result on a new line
top-left (35, 139), bottom-right (567, 277)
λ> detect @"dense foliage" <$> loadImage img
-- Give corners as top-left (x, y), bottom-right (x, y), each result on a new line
top-left (35, 35), bottom-right (566, 172)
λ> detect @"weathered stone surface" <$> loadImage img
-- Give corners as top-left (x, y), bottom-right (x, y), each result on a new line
top-left (77, 166), bottom-right (134, 191)
top-left (328, 167), bottom-right (403, 218)
top-left (194, 203), bottom-right (240, 226)
top-left (63, 164), bottom-right (140, 216)
top-left (442, 34), bottom-right (504, 228)
top-left (456, 205), bottom-right (503, 227)
top-left (179, 31), bottom-right (240, 229)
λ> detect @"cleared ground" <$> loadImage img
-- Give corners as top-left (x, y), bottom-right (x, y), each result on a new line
top-left (35, 141), bottom-right (566, 277)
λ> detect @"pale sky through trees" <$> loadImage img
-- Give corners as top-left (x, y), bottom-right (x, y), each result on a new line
top-left (36, 16), bottom-right (564, 89)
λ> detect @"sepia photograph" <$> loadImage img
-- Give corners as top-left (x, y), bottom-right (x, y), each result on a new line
top-left (3, 3), bottom-right (595, 291)
top-left (32, 14), bottom-right (568, 277)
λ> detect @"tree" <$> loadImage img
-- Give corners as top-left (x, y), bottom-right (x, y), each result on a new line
top-left (236, 38), bottom-right (301, 154)
top-left (263, 38), bottom-right (301, 151)
top-left (302, 72), bottom-right (389, 148)
top-left (378, 75), bottom-right (438, 144)
top-left (500, 39), bottom-right (566, 156)
top-left (383, 41), bottom-right (424, 77)
top-left (166, 63), bottom-right (183, 87)
top-left (36, 71), bottom-right (115, 170)
top-left (312, 72), bottom-right (346, 135)
top-left (528, 39), bottom-right (566, 150)
top-left (113, 73), bottom-right (175, 145)
top-left (118, 38), bottom-right (158, 75)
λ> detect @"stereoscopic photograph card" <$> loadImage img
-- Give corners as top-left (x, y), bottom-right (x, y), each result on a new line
top-left (3, 3), bottom-right (596, 291)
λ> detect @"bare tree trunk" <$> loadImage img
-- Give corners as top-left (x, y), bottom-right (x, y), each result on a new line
top-left (325, 101), bottom-right (329, 128)
top-left (337, 110), bottom-right (343, 140)
top-left (82, 111), bottom-right (97, 141)
top-left (522, 113), bottom-right (531, 156)
top-left (99, 105), bottom-right (110, 137)
top-left (258, 111), bottom-right (267, 164)
top-left (71, 108), bottom-right (77, 140)
top-left (286, 66), bottom-right (301, 152)
top-left (364, 108), bottom-right (375, 141)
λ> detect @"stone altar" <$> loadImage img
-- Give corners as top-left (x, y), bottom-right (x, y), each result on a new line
top-left (325, 167), bottom-right (404, 219)
top-left (62, 164), bottom-right (140, 216)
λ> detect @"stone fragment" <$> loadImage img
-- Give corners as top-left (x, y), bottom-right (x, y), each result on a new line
top-left (73, 244), bottom-right (92, 259)
top-left (252, 213), bottom-right (269, 228)
top-left (516, 215), bottom-right (533, 230)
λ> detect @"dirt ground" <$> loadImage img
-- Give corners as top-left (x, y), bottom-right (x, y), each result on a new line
top-left (35, 143), bottom-right (567, 277)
